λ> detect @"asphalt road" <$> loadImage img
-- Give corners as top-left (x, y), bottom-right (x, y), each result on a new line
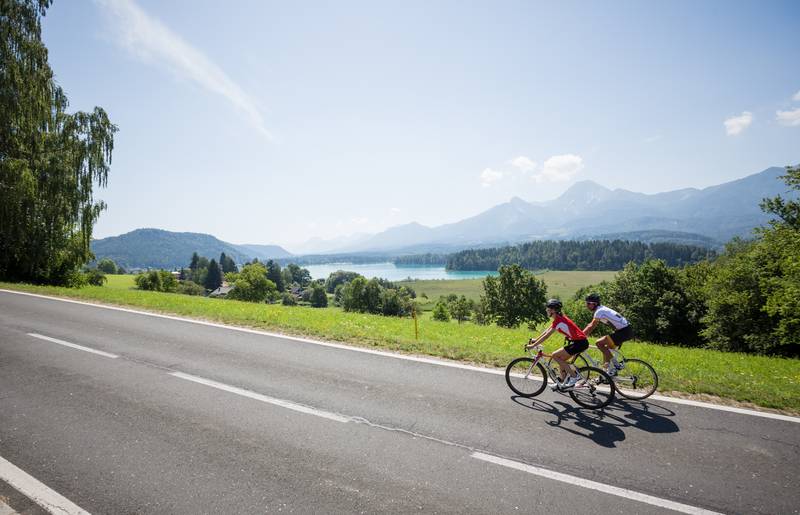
top-left (1, 290), bottom-right (798, 514)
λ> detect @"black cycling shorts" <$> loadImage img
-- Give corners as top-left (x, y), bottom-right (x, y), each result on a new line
top-left (610, 325), bottom-right (634, 348)
top-left (564, 338), bottom-right (589, 356)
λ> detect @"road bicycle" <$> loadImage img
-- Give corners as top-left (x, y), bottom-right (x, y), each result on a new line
top-left (553, 345), bottom-right (659, 400)
top-left (505, 343), bottom-right (616, 409)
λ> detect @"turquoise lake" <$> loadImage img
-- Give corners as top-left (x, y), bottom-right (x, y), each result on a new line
top-left (304, 263), bottom-right (497, 281)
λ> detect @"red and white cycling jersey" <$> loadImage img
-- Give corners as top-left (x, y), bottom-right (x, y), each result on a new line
top-left (551, 314), bottom-right (587, 340)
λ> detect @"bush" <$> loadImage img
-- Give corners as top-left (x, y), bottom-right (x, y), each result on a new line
top-left (310, 284), bottom-right (328, 308)
top-left (281, 292), bottom-right (297, 306)
top-left (84, 269), bottom-right (107, 286)
top-left (177, 280), bottom-right (205, 296)
top-left (432, 300), bottom-right (450, 322)
top-left (135, 270), bottom-right (177, 292)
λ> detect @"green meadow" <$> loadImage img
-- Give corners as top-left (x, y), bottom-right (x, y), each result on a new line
top-left (398, 270), bottom-right (617, 309)
top-left (2, 275), bottom-right (798, 413)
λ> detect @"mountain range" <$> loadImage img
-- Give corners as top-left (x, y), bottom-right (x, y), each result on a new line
top-left (92, 167), bottom-right (793, 268)
top-left (321, 166), bottom-right (792, 254)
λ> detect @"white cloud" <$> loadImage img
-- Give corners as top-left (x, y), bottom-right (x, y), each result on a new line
top-left (480, 168), bottom-right (504, 187)
top-left (351, 217), bottom-right (369, 225)
top-left (96, 0), bottom-right (271, 140)
top-left (776, 108), bottom-right (800, 127)
top-left (723, 111), bottom-right (753, 136)
top-left (793, 90), bottom-right (800, 102)
top-left (509, 156), bottom-right (536, 173)
top-left (533, 154), bottom-right (584, 183)
top-left (643, 135), bottom-right (661, 143)
top-left (390, 207), bottom-right (401, 214)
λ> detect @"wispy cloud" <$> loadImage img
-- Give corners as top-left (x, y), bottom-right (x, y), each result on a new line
top-left (480, 168), bottom-right (504, 187)
top-left (643, 135), bottom-right (661, 143)
top-left (723, 111), bottom-right (753, 136)
top-left (793, 90), bottom-right (800, 102)
top-left (776, 108), bottom-right (800, 127)
top-left (533, 154), bottom-right (583, 183)
top-left (509, 156), bottom-right (536, 173)
top-left (95, 0), bottom-right (271, 140)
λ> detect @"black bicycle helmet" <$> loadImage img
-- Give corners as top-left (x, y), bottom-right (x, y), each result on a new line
top-left (545, 298), bottom-right (562, 310)
top-left (585, 293), bottom-right (601, 304)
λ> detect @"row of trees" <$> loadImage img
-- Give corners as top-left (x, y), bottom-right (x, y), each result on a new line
top-left (446, 240), bottom-right (716, 271)
top-left (1, 1), bottom-right (116, 285)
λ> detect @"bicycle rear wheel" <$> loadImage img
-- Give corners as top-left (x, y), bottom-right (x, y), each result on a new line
top-left (505, 358), bottom-right (547, 397)
top-left (568, 366), bottom-right (616, 409)
top-left (614, 358), bottom-right (658, 400)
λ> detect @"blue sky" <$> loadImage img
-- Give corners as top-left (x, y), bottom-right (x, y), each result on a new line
top-left (42, 0), bottom-right (799, 250)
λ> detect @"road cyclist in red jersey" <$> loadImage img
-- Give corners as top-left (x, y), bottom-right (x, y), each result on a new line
top-left (581, 293), bottom-right (635, 376)
top-left (525, 299), bottom-right (590, 390)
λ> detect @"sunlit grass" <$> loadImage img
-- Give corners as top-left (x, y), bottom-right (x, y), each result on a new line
top-left (2, 279), bottom-right (797, 413)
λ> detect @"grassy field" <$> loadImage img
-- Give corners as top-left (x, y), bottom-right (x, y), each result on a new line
top-left (2, 278), bottom-right (798, 413)
top-left (399, 270), bottom-right (617, 309)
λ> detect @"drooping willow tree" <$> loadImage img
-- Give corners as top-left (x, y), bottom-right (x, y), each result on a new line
top-left (1, 0), bottom-right (117, 284)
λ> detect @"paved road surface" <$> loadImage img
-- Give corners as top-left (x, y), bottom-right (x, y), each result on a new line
top-left (1, 290), bottom-right (798, 514)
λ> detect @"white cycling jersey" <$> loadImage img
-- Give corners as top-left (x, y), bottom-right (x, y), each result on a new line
top-left (593, 305), bottom-right (629, 330)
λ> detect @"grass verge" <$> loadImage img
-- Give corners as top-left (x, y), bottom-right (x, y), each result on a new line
top-left (2, 280), bottom-right (798, 414)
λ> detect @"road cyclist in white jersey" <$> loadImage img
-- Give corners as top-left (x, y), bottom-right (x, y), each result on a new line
top-left (581, 293), bottom-right (635, 376)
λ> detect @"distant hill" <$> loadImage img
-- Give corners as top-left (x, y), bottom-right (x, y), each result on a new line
top-left (335, 167), bottom-right (793, 253)
top-left (91, 229), bottom-right (292, 269)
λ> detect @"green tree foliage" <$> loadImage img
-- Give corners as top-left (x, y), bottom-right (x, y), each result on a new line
top-left (482, 264), bottom-right (548, 328)
top-left (609, 260), bottom-right (705, 346)
top-left (219, 252), bottom-right (237, 274)
top-left (265, 260), bottom-right (284, 292)
top-left (339, 276), bottom-right (414, 316)
top-left (189, 252), bottom-right (200, 271)
top-left (135, 270), bottom-right (177, 292)
top-left (446, 240), bottom-right (715, 271)
top-left (204, 259), bottom-right (223, 291)
top-left (84, 268), bottom-right (106, 286)
top-left (281, 292), bottom-right (297, 306)
top-left (227, 262), bottom-right (276, 302)
top-left (325, 270), bottom-right (363, 293)
top-left (285, 263), bottom-right (312, 287)
top-left (450, 295), bottom-right (473, 323)
top-left (309, 283), bottom-right (328, 308)
top-left (701, 167), bottom-right (800, 355)
top-left (432, 300), bottom-right (450, 322)
top-left (177, 280), bottom-right (205, 296)
top-left (760, 166), bottom-right (800, 230)
top-left (1, 0), bottom-right (117, 285)
top-left (96, 258), bottom-right (118, 274)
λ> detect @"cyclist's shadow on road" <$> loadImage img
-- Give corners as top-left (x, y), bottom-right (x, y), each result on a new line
top-left (511, 395), bottom-right (679, 448)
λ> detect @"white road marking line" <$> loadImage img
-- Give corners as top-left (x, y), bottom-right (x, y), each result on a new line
top-left (3, 289), bottom-right (799, 424)
top-left (170, 372), bottom-right (350, 423)
top-left (27, 333), bottom-right (118, 359)
top-left (0, 455), bottom-right (90, 515)
top-left (471, 452), bottom-right (723, 515)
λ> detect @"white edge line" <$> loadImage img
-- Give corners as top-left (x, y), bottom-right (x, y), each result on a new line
top-left (170, 371), bottom-right (350, 423)
top-left (0, 455), bottom-right (90, 515)
top-left (27, 333), bottom-right (118, 359)
top-left (471, 452), bottom-right (723, 515)
top-left (3, 289), bottom-right (798, 424)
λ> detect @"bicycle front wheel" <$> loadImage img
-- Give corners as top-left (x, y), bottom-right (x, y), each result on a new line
top-left (614, 358), bottom-right (658, 400)
top-left (569, 366), bottom-right (616, 409)
top-left (505, 358), bottom-right (547, 397)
